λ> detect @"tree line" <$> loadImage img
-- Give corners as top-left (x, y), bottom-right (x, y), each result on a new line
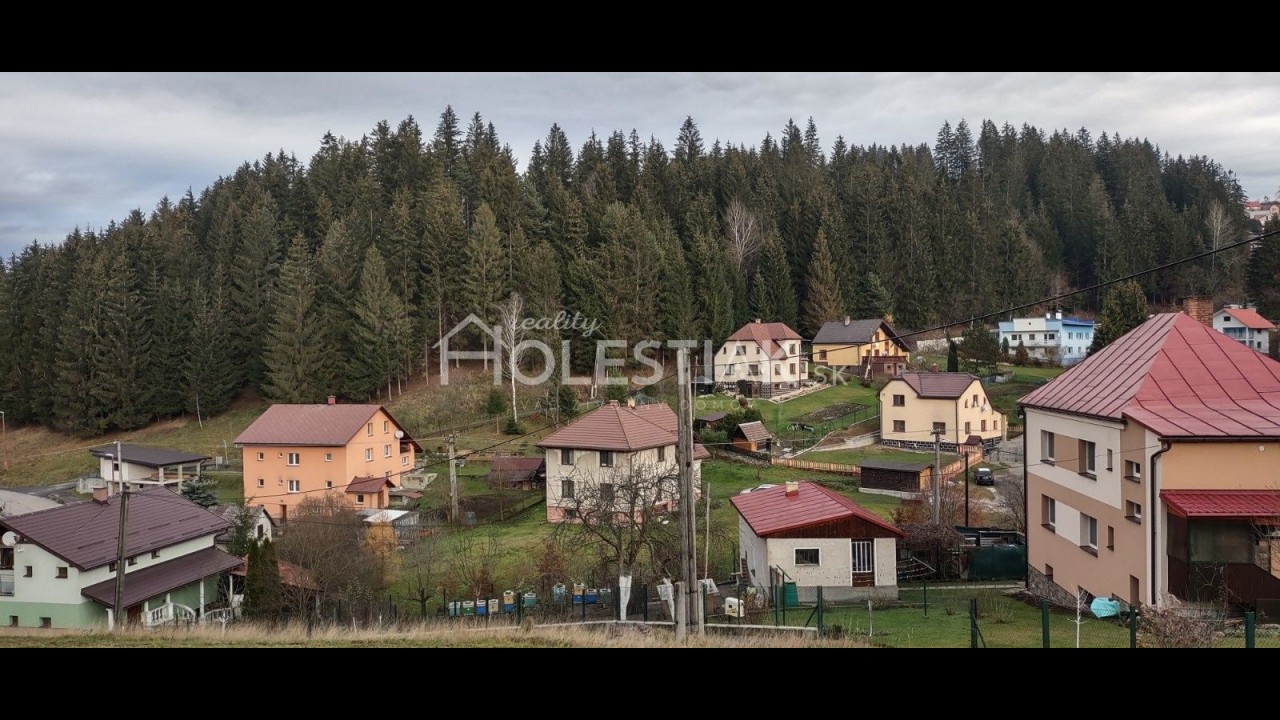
top-left (0, 109), bottom-right (1260, 436)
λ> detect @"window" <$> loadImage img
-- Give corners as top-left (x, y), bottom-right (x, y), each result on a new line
top-left (288, 479), bottom-right (301, 493)
top-left (151, 550), bottom-right (160, 560)
top-left (109, 562), bottom-right (117, 572)
top-left (40, 617), bottom-right (51, 629)
top-left (893, 420), bottom-right (906, 433)
top-left (1081, 440), bottom-right (1097, 477)
top-left (892, 394), bottom-right (905, 407)
top-left (964, 422), bottom-right (971, 435)
top-left (23, 566), bottom-right (31, 578)
top-left (1107, 526), bottom-right (1115, 551)
top-left (735, 345), bottom-right (746, 355)
top-left (402, 456), bottom-right (409, 466)
top-left (1081, 514), bottom-right (1098, 552)
top-left (256, 525), bottom-right (265, 539)
top-left (256, 452), bottom-right (264, 462)
top-left (367, 422), bottom-right (374, 436)
top-left (725, 364), bottom-right (735, 376)
top-left (1047, 333), bottom-right (1055, 341)
top-left (1106, 449), bottom-right (1113, 471)
top-left (324, 453), bottom-right (333, 462)
top-left (972, 394), bottom-right (978, 407)
top-left (561, 479), bottom-right (575, 499)
top-left (932, 422), bottom-right (946, 433)
top-left (563, 508), bottom-right (578, 520)
top-left (600, 482), bottom-right (615, 505)
top-left (383, 420), bottom-right (389, 433)
top-left (981, 419), bottom-right (987, 432)
top-left (384, 444), bottom-right (392, 458)
top-left (1041, 431), bottom-right (1055, 462)
top-left (1046, 564), bottom-right (1054, 582)
top-left (789, 343), bottom-right (796, 355)
top-left (0, 548), bottom-right (11, 571)
top-left (1029, 334), bottom-right (1036, 341)
top-left (748, 364), bottom-right (760, 376)
top-left (127, 557), bottom-right (137, 567)
top-left (8, 616), bottom-right (16, 627)
top-left (356, 494), bottom-right (365, 504)
top-left (1042, 496), bottom-right (1056, 529)
top-left (326, 480), bottom-right (333, 489)
top-left (774, 364), bottom-right (781, 376)
top-left (994, 419), bottom-right (999, 430)
top-left (286, 452), bottom-right (300, 466)
top-left (561, 449), bottom-right (574, 466)
top-left (855, 538), bottom-right (875, 571)
top-left (365, 448), bottom-right (373, 462)
top-left (658, 446), bottom-right (666, 462)
top-left (1125, 460), bottom-right (1142, 481)
top-left (56, 567), bottom-right (68, 579)
top-left (794, 548), bottom-right (820, 566)
top-left (1126, 500), bottom-right (1142, 523)
top-left (599, 451), bottom-right (615, 468)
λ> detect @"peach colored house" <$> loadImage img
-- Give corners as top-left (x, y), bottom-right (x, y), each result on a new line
top-left (879, 372), bottom-right (1005, 452)
top-left (235, 398), bottom-right (422, 522)
top-left (1022, 312), bottom-right (1280, 612)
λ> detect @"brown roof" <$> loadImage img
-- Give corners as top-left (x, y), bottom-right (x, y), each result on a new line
top-left (734, 421), bottom-right (773, 443)
top-left (730, 482), bottom-right (903, 538)
top-left (538, 401), bottom-right (681, 452)
top-left (811, 319), bottom-right (909, 354)
top-left (234, 403), bottom-right (422, 450)
top-left (81, 546), bottom-right (242, 609)
top-left (0, 487), bottom-right (230, 571)
top-left (229, 558), bottom-right (319, 591)
top-left (90, 444), bottom-right (210, 468)
top-left (1222, 306), bottom-right (1276, 330)
top-left (488, 457), bottom-right (546, 483)
top-left (726, 321), bottom-right (804, 359)
top-left (693, 443), bottom-right (711, 460)
top-left (346, 476), bottom-right (395, 494)
top-left (1020, 313), bottom-right (1280, 438)
top-left (898, 372), bottom-right (980, 399)
top-left (209, 504), bottom-right (275, 543)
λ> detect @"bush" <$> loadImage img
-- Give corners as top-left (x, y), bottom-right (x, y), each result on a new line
top-left (503, 418), bottom-right (525, 435)
top-left (485, 389), bottom-right (507, 416)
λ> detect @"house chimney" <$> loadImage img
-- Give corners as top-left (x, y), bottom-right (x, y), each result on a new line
top-left (608, 399), bottom-right (619, 407)
top-left (1180, 296), bottom-right (1213, 327)
top-left (327, 395), bottom-right (336, 405)
top-left (625, 396), bottom-right (635, 408)
top-left (785, 481), bottom-right (799, 496)
top-left (754, 318), bottom-right (762, 324)
top-left (930, 363), bottom-right (939, 373)
top-left (92, 484), bottom-right (109, 504)
top-left (1055, 311), bottom-right (1062, 320)
top-left (1045, 312), bottom-right (1051, 320)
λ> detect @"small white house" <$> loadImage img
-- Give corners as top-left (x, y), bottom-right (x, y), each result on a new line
top-left (1212, 304), bottom-right (1275, 353)
top-left (730, 481), bottom-right (904, 602)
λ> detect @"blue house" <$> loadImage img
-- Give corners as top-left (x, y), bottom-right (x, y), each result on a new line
top-left (998, 312), bottom-right (1094, 366)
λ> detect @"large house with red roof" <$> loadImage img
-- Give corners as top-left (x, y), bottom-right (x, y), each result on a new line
top-left (730, 481), bottom-right (904, 602)
top-left (0, 486), bottom-right (241, 629)
top-left (713, 319), bottom-right (806, 398)
top-left (1021, 312), bottom-right (1280, 613)
top-left (537, 400), bottom-right (709, 524)
top-left (235, 397), bottom-right (423, 521)
top-left (1212, 304), bottom-right (1275, 354)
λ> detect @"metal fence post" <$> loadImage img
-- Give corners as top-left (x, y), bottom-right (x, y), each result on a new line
top-left (923, 578), bottom-right (928, 618)
top-left (1041, 600), bottom-right (1050, 648)
top-left (969, 598), bottom-right (979, 648)
top-left (817, 586), bottom-right (824, 636)
top-left (1246, 611), bottom-right (1256, 649)
top-left (643, 583), bottom-right (648, 622)
top-left (1129, 607), bottom-right (1138, 649)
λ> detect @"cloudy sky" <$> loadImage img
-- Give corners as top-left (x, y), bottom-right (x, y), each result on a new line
top-left (2, 72), bottom-right (1278, 258)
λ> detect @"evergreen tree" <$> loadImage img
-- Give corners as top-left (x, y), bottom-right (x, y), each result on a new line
top-left (179, 476), bottom-right (219, 508)
top-left (802, 229), bottom-right (844, 336)
top-left (242, 538), bottom-right (284, 622)
top-left (958, 324), bottom-right (1001, 375)
top-left (88, 250), bottom-right (154, 431)
top-left (1089, 279), bottom-right (1149, 353)
top-left (1247, 231), bottom-right (1280, 343)
top-left (225, 506), bottom-right (257, 558)
top-left (462, 203), bottom-right (507, 322)
top-left (947, 339), bottom-right (959, 372)
top-left (1015, 340), bottom-right (1029, 366)
top-left (485, 388), bottom-right (507, 416)
top-left (847, 272), bottom-right (893, 321)
top-left (230, 197), bottom-right (282, 389)
top-left (184, 274), bottom-right (240, 419)
top-left (263, 234), bottom-right (331, 403)
top-left (347, 246), bottom-right (412, 399)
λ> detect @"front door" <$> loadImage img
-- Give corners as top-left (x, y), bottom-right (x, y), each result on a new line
top-left (126, 604), bottom-right (142, 625)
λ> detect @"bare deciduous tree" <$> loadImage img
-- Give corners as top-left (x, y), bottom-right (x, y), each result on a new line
top-left (991, 474), bottom-right (1026, 534)
top-left (723, 198), bottom-right (762, 273)
top-left (401, 519), bottom-right (440, 618)
top-left (446, 533), bottom-right (502, 600)
top-left (494, 291), bottom-right (526, 423)
top-left (276, 494), bottom-right (387, 617)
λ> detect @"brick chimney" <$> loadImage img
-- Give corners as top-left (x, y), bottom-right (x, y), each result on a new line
top-left (625, 396), bottom-right (636, 408)
top-left (930, 363), bottom-right (940, 373)
top-left (92, 484), bottom-right (109, 504)
top-left (843, 316), bottom-right (851, 326)
top-left (327, 395), bottom-right (336, 405)
top-left (1180, 296), bottom-right (1213, 327)
top-left (785, 481), bottom-right (799, 496)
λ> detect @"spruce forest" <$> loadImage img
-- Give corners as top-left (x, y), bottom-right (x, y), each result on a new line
top-left (0, 109), bottom-right (1259, 436)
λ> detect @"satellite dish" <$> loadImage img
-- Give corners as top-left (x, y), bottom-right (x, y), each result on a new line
top-left (394, 430), bottom-right (405, 439)
top-left (1, 531), bottom-right (19, 547)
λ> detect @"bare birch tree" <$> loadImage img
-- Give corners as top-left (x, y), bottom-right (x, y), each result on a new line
top-left (723, 198), bottom-right (762, 273)
top-left (495, 291), bottom-right (525, 423)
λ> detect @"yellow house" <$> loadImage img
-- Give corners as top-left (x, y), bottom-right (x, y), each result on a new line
top-left (1022, 312), bottom-right (1280, 611)
top-left (812, 318), bottom-right (910, 379)
top-left (235, 397), bottom-right (423, 522)
top-left (879, 372), bottom-right (1005, 451)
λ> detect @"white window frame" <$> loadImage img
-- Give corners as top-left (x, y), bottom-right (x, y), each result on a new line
top-left (288, 479), bottom-right (301, 493)
top-left (324, 452), bottom-right (333, 462)
top-left (1126, 500), bottom-right (1142, 523)
top-left (560, 448), bottom-right (574, 466)
top-left (561, 479), bottom-right (575, 499)
top-left (365, 448), bottom-right (373, 462)
top-left (1042, 431), bottom-right (1055, 462)
top-left (1044, 496), bottom-right (1056, 529)
top-left (599, 451), bottom-right (615, 468)
top-left (384, 444), bottom-right (392, 458)
top-left (851, 540), bottom-right (873, 574)
top-left (1082, 514), bottom-right (1098, 551)
top-left (286, 452), bottom-right (300, 467)
top-left (1082, 440), bottom-right (1097, 477)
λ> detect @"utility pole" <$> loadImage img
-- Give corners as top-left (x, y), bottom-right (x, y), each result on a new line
top-left (675, 347), bottom-right (702, 637)
top-left (933, 429), bottom-right (945, 522)
top-left (112, 440), bottom-right (129, 630)
top-left (447, 434), bottom-right (459, 524)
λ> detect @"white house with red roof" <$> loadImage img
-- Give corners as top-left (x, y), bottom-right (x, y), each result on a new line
top-left (1212, 303), bottom-right (1275, 353)
top-left (537, 400), bottom-right (709, 524)
top-left (714, 319), bottom-right (807, 398)
top-left (1021, 312), bottom-right (1280, 613)
top-left (730, 481), bottom-right (903, 602)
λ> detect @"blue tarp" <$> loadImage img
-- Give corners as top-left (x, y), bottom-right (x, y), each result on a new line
top-left (1090, 597), bottom-right (1121, 618)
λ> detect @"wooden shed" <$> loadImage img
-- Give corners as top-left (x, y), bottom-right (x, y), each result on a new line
top-left (857, 458), bottom-right (933, 496)
top-left (732, 421), bottom-right (774, 453)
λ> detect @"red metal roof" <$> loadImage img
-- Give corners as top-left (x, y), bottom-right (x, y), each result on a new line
top-left (538, 401), bottom-right (681, 452)
top-left (1223, 306), bottom-right (1276, 330)
top-left (730, 482), bottom-right (903, 538)
top-left (346, 476), bottom-right (395, 494)
top-left (0, 487), bottom-right (230, 571)
top-left (898, 371), bottom-right (979, 399)
top-left (235, 403), bottom-right (422, 450)
top-left (1161, 489), bottom-right (1280, 518)
top-left (1020, 313), bottom-right (1280, 438)
top-left (726, 321), bottom-right (804, 359)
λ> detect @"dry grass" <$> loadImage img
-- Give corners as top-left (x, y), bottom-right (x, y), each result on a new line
top-left (0, 620), bottom-right (875, 648)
